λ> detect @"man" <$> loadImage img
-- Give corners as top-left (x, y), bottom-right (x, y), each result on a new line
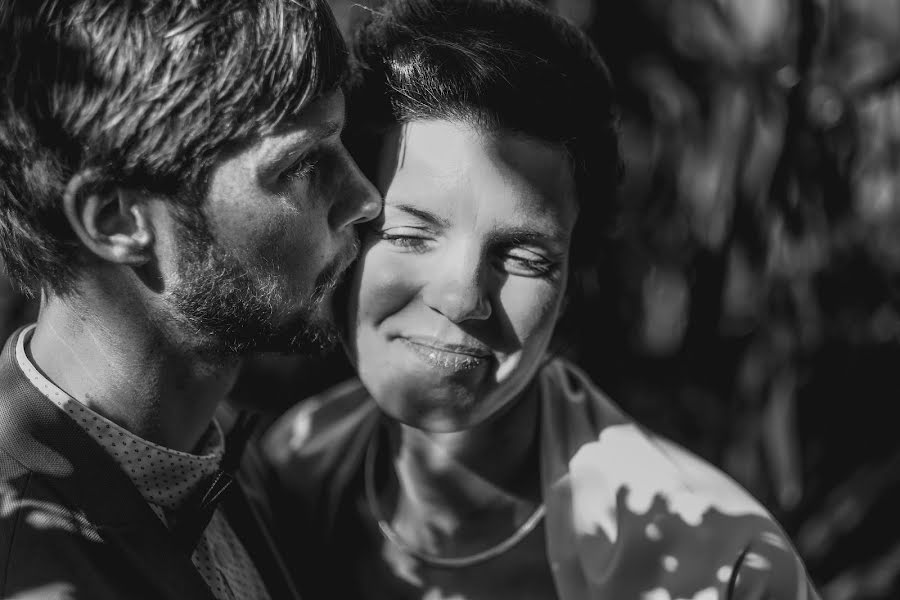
top-left (0, 1), bottom-right (380, 598)
top-left (0, 271), bottom-right (29, 343)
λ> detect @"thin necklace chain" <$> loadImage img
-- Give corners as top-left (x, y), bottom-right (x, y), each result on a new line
top-left (363, 431), bottom-right (546, 569)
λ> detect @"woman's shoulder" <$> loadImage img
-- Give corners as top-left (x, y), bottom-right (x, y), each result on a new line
top-left (260, 378), bottom-right (379, 499)
top-left (538, 357), bottom-right (818, 598)
top-left (538, 356), bottom-right (770, 516)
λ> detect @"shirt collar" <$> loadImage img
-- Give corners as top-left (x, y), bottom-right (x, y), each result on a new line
top-left (15, 324), bottom-right (225, 510)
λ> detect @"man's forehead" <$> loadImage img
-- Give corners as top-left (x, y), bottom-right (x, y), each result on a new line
top-left (251, 90), bottom-right (346, 159)
top-left (275, 88), bottom-right (346, 134)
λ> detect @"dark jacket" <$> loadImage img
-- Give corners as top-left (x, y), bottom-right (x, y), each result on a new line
top-left (0, 329), bottom-right (299, 600)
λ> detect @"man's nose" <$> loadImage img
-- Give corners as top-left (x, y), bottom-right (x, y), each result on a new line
top-left (331, 151), bottom-right (382, 229)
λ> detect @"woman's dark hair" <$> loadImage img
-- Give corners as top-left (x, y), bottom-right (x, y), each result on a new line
top-left (346, 0), bottom-right (622, 273)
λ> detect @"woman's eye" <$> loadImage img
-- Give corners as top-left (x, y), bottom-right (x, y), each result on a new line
top-left (374, 228), bottom-right (433, 252)
top-left (501, 251), bottom-right (557, 277)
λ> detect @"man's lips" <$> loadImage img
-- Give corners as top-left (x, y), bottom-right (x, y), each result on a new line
top-left (334, 235), bottom-right (361, 276)
top-left (312, 236), bottom-right (360, 301)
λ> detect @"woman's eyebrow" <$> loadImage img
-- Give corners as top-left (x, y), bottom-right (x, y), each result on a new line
top-left (389, 203), bottom-right (450, 228)
top-left (490, 226), bottom-right (569, 248)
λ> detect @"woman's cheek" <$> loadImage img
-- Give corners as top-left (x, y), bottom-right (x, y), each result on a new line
top-left (356, 245), bottom-right (425, 327)
top-left (498, 277), bottom-right (566, 344)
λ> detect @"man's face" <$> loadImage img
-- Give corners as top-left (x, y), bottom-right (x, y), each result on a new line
top-left (162, 90), bottom-right (381, 356)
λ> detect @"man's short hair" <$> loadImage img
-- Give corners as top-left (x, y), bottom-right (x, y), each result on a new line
top-left (0, 0), bottom-right (347, 296)
top-left (346, 0), bottom-right (622, 269)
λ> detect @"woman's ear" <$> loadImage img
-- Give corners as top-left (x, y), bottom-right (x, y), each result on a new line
top-left (62, 169), bottom-right (154, 266)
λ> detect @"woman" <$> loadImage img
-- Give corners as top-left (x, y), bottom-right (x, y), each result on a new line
top-left (262, 0), bottom-right (820, 597)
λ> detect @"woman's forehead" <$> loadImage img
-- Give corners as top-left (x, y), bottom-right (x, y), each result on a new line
top-left (379, 120), bottom-right (577, 219)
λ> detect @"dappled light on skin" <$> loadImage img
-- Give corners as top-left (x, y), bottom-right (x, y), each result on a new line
top-left (569, 424), bottom-right (768, 542)
top-left (547, 421), bottom-right (809, 599)
top-left (563, 486), bottom-right (784, 598)
top-left (574, 487), bottom-right (798, 597)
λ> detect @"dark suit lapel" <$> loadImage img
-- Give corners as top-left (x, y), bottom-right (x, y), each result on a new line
top-left (224, 478), bottom-right (303, 600)
top-left (0, 329), bottom-right (215, 600)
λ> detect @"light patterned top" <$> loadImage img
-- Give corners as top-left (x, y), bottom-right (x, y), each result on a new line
top-left (15, 325), bottom-right (271, 600)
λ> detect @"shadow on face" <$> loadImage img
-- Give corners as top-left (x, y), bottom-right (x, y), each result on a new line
top-left (346, 119), bottom-right (579, 432)
top-left (158, 90), bottom-right (382, 357)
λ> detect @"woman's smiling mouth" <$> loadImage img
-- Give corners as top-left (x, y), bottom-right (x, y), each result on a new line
top-left (398, 336), bottom-right (491, 372)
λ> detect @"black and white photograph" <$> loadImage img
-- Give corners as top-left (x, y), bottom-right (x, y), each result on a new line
top-left (1, 0), bottom-right (898, 598)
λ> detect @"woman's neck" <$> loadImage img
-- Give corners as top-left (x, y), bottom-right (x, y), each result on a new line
top-left (379, 383), bottom-right (544, 557)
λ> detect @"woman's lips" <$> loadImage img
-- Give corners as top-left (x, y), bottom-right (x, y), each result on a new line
top-left (398, 337), bottom-right (491, 372)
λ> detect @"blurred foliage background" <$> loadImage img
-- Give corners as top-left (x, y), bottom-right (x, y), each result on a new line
top-left (2, 0), bottom-right (899, 597)
top-left (577, 2), bottom-right (900, 598)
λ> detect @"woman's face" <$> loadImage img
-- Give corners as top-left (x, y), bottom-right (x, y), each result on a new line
top-left (346, 119), bottom-right (578, 432)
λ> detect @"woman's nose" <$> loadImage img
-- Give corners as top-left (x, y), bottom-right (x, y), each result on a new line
top-left (421, 252), bottom-right (492, 323)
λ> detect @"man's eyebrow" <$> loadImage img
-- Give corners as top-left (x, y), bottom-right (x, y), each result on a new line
top-left (281, 119), bottom-right (342, 149)
top-left (260, 119), bottom-right (344, 167)
top-left (389, 203), bottom-right (450, 228)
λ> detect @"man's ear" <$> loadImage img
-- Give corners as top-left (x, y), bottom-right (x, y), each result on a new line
top-left (62, 169), bottom-right (154, 265)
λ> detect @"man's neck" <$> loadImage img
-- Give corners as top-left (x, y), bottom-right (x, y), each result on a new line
top-left (384, 385), bottom-right (543, 556)
top-left (29, 294), bottom-right (240, 453)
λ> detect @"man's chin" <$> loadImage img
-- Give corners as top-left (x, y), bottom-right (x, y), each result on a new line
top-left (311, 292), bottom-right (336, 324)
top-left (252, 310), bottom-right (340, 356)
top-left (184, 305), bottom-right (340, 358)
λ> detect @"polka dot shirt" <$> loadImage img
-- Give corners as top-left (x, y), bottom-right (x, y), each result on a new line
top-left (16, 326), bottom-right (271, 600)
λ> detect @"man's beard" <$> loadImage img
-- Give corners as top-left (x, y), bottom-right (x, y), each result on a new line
top-left (163, 205), bottom-right (353, 357)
